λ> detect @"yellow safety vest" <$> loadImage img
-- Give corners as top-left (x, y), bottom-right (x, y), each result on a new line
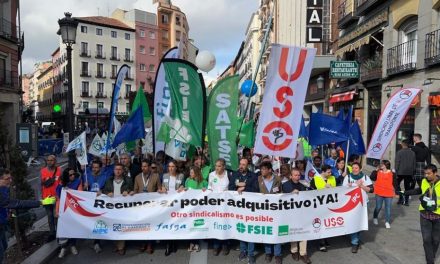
top-left (419, 179), bottom-right (440, 215)
top-left (314, 175), bottom-right (336, 190)
top-left (42, 196), bottom-right (56, 205)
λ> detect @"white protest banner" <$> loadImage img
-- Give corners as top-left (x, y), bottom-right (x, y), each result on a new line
top-left (366, 88), bottom-right (421, 159)
top-left (57, 187), bottom-right (367, 243)
top-left (255, 44), bottom-right (316, 158)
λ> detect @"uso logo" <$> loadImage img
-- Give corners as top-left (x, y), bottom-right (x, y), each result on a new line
top-left (324, 217), bottom-right (345, 228)
top-left (399, 90), bottom-right (412, 100)
top-left (312, 218), bottom-right (321, 228)
top-left (372, 143), bottom-right (382, 152)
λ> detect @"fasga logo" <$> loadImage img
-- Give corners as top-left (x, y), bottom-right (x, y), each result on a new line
top-left (399, 90), bottom-right (412, 100)
top-left (92, 220), bottom-right (108, 234)
top-left (155, 222), bottom-right (187, 231)
top-left (312, 218), bottom-right (321, 228)
top-left (324, 217), bottom-right (345, 228)
top-left (372, 143), bottom-right (382, 152)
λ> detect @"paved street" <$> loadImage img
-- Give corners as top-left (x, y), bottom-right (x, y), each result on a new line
top-left (48, 196), bottom-right (431, 264)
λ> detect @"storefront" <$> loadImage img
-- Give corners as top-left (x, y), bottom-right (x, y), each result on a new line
top-left (429, 93), bottom-right (440, 157)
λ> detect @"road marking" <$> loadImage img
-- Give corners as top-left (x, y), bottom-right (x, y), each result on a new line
top-left (189, 240), bottom-right (208, 264)
top-left (27, 162), bottom-right (68, 182)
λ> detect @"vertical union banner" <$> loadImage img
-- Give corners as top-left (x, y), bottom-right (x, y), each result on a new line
top-left (207, 75), bottom-right (239, 170)
top-left (162, 59), bottom-right (206, 147)
top-left (366, 88), bottom-right (421, 159)
top-left (255, 44), bottom-right (316, 158)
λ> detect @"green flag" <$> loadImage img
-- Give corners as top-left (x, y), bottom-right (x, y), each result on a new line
top-left (156, 122), bottom-right (171, 144)
top-left (131, 86), bottom-right (152, 121)
top-left (162, 59), bottom-right (206, 147)
top-left (207, 75), bottom-right (239, 170)
top-left (239, 120), bottom-right (255, 148)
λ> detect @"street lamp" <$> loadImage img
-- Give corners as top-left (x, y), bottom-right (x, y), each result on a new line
top-left (317, 75), bottom-right (325, 90)
top-left (58, 12), bottom-right (78, 168)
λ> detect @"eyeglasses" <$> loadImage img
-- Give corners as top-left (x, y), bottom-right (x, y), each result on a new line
top-left (69, 173), bottom-right (76, 176)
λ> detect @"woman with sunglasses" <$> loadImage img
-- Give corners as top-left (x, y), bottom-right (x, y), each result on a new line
top-left (55, 167), bottom-right (83, 258)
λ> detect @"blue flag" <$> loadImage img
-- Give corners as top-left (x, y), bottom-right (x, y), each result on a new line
top-left (299, 116), bottom-right (308, 138)
top-left (112, 107), bottom-right (145, 148)
top-left (340, 120), bottom-right (366, 156)
top-left (337, 108), bottom-right (345, 120)
top-left (345, 105), bottom-right (353, 126)
top-left (309, 112), bottom-right (349, 146)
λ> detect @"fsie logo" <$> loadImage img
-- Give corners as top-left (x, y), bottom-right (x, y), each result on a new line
top-left (236, 222), bottom-right (273, 235)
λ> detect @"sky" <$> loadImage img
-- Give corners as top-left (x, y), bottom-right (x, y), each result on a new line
top-left (20, 0), bottom-right (259, 83)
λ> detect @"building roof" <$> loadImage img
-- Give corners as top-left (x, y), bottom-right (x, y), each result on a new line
top-left (75, 16), bottom-right (135, 32)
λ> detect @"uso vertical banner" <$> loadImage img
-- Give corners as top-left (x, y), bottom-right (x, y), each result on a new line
top-left (255, 44), bottom-right (316, 158)
top-left (366, 88), bottom-right (421, 159)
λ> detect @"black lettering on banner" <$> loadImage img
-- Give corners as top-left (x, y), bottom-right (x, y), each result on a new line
top-left (94, 199), bottom-right (105, 208)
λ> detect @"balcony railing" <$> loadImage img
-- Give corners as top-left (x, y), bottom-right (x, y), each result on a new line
top-left (80, 91), bottom-right (91, 97)
top-left (95, 51), bottom-right (106, 59)
top-left (0, 18), bottom-right (21, 42)
top-left (338, 0), bottom-right (358, 29)
top-left (425, 29), bottom-right (440, 67)
top-left (96, 92), bottom-right (107, 98)
top-left (110, 53), bottom-right (120, 61)
top-left (79, 50), bottom-right (91, 57)
top-left (356, 0), bottom-right (381, 16)
top-left (387, 40), bottom-right (417, 76)
top-left (124, 55), bottom-right (134, 62)
top-left (360, 53), bottom-right (383, 82)
top-left (125, 74), bottom-right (134, 80)
top-left (0, 70), bottom-right (18, 88)
top-left (95, 71), bottom-right (106, 78)
top-left (110, 72), bottom-right (117, 79)
top-left (80, 70), bottom-right (91, 77)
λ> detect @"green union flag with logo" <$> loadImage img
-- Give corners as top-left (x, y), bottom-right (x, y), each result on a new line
top-left (207, 75), bottom-right (239, 170)
top-left (162, 59), bottom-right (206, 147)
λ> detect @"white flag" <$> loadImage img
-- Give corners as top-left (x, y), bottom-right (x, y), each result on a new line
top-left (305, 160), bottom-right (319, 183)
top-left (114, 117), bottom-right (121, 134)
top-left (165, 139), bottom-right (189, 161)
top-left (88, 134), bottom-right (102, 157)
top-left (66, 132), bottom-right (88, 165)
top-left (65, 131), bottom-right (85, 152)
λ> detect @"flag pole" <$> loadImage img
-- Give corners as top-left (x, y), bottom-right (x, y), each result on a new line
top-left (237, 0), bottom-right (275, 138)
top-left (345, 140), bottom-right (350, 174)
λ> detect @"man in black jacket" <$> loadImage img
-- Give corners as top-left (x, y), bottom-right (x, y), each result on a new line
top-left (412, 134), bottom-right (431, 188)
top-left (395, 139), bottom-right (416, 205)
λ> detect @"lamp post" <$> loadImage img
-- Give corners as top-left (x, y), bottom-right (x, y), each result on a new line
top-left (317, 75), bottom-right (325, 90)
top-left (58, 12), bottom-right (78, 168)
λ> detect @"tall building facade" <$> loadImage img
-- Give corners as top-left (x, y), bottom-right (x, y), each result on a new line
top-left (22, 73), bottom-right (31, 106)
top-left (63, 16), bottom-right (136, 130)
top-left (36, 63), bottom-right (53, 121)
top-left (0, 0), bottom-right (22, 142)
top-left (50, 47), bottom-right (67, 128)
top-left (112, 9), bottom-right (159, 93)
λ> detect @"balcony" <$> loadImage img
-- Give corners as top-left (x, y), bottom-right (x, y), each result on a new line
top-left (80, 70), bottom-right (91, 77)
top-left (125, 74), bottom-right (134, 80)
top-left (0, 18), bottom-right (21, 42)
top-left (387, 40), bottom-right (417, 76)
top-left (79, 50), bottom-right (91, 58)
top-left (95, 52), bottom-right (106, 59)
top-left (124, 55), bottom-right (134, 63)
top-left (80, 91), bottom-right (91, 97)
top-left (0, 70), bottom-right (18, 88)
top-left (356, 0), bottom-right (382, 16)
top-left (110, 53), bottom-right (120, 61)
top-left (360, 52), bottom-right (383, 82)
top-left (338, 0), bottom-right (359, 29)
top-left (425, 29), bottom-right (440, 67)
top-left (110, 72), bottom-right (117, 79)
top-left (95, 92), bottom-right (107, 98)
top-left (95, 71), bottom-right (106, 78)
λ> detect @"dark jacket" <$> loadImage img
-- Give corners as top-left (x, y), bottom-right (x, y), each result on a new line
top-left (395, 148), bottom-right (416, 175)
top-left (228, 170), bottom-right (259, 193)
top-left (412, 142), bottom-right (431, 164)
top-left (125, 163), bottom-right (141, 179)
top-left (102, 175), bottom-right (133, 195)
top-left (258, 175), bottom-right (282, 194)
top-left (282, 180), bottom-right (308, 193)
top-left (0, 186), bottom-right (40, 225)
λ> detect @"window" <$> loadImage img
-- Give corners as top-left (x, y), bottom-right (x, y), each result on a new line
top-left (97, 82), bottom-right (104, 95)
top-left (125, 33), bottom-right (130, 40)
top-left (399, 17), bottom-right (418, 64)
top-left (125, 84), bottom-right (131, 97)
top-left (175, 15), bottom-right (181, 26)
top-left (149, 31), bottom-right (155, 39)
top-left (82, 101), bottom-right (89, 111)
top-left (96, 44), bottom-right (103, 57)
top-left (126, 103), bottom-right (130, 112)
top-left (111, 46), bottom-right (118, 59)
top-left (149, 47), bottom-right (155, 55)
top-left (125, 48), bottom-right (131, 61)
top-left (149, 64), bottom-right (155, 72)
top-left (162, 29), bottom-right (169, 40)
top-left (140, 63), bottom-right (146, 71)
top-left (97, 102), bottom-right (104, 109)
top-left (81, 81), bottom-right (89, 95)
top-left (81, 42), bottom-right (88, 55)
top-left (97, 63), bottom-right (103, 76)
top-left (0, 58), bottom-right (5, 83)
top-left (162, 45), bottom-right (169, 55)
top-left (115, 104), bottom-right (119, 112)
top-left (111, 31), bottom-right (117, 38)
top-left (140, 45), bottom-right (146, 54)
top-left (111, 65), bottom-right (118, 77)
top-left (81, 26), bottom-right (87, 33)
top-left (81, 62), bottom-right (88, 74)
top-left (161, 13), bottom-right (169, 24)
top-left (140, 81), bottom-right (145, 89)
top-left (176, 30), bottom-right (181, 41)
top-left (96, 28), bottom-right (102, 35)
top-left (140, 30), bottom-right (145, 37)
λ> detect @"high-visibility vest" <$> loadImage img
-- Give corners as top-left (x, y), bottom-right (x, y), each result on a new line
top-left (419, 179), bottom-right (440, 215)
top-left (374, 171), bottom-right (395, 197)
top-left (40, 167), bottom-right (60, 203)
top-left (314, 175), bottom-right (336, 190)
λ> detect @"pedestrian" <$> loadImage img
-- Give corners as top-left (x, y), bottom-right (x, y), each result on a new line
top-left (404, 164), bottom-right (439, 264)
top-left (208, 159), bottom-right (231, 256)
top-left (280, 164), bottom-right (291, 184)
top-left (312, 156), bottom-right (322, 174)
top-left (120, 153), bottom-right (141, 179)
top-left (0, 168), bottom-right (41, 264)
top-left (371, 160), bottom-right (398, 229)
top-left (395, 139), bottom-right (416, 205)
top-left (258, 161), bottom-right (283, 264)
top-left (229, 158), bottom-right (259, 264)
top-left (324, 149), bottom-right (338, 168)
top-left (56, 167), bottom-right (83, 258)
top-left (332, 158), bottom-right (347, 186)
top-left (282, 168), bottom-right (312, 264)
top-left (309, 164), bottom-right (336, 252)
top-left (40, 154), bottom-right (61, 242)
top-left (133, 159), bottom-right (162, 254)
top-left (342, 162), bottom-right (373, 253)
top-left (102, 163), bottom-right (134, 255)
top-left (412, 134), bottom-right (431, 188)
top-left (295, 160), bottom-right (306, 180)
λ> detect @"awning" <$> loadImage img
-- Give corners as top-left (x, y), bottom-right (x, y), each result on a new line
top-left (335, 34), bottom-right (371, 58)
top-left (429, 93), bottom-right (440, 107)
top-left (329, 90), bottom-right (356, 104)
top-left (85, 108), bottom-right (109, 115)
